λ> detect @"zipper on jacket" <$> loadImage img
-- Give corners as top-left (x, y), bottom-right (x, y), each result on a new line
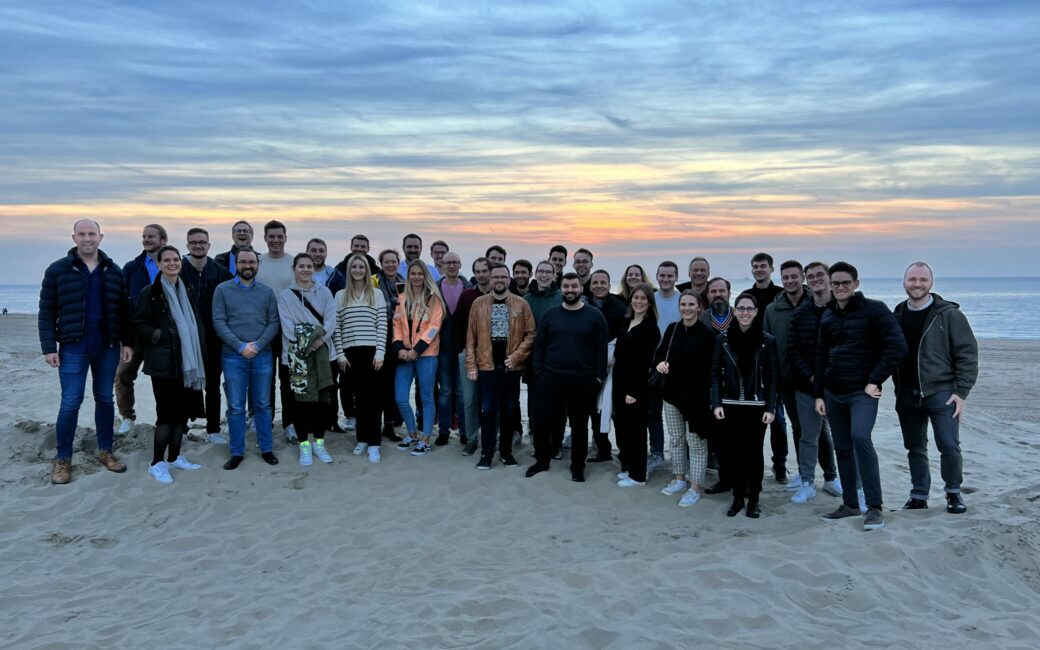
top-left (916, 310), bottom-right (939, 403)
top-left (722, 341), bottom-right (745, 400)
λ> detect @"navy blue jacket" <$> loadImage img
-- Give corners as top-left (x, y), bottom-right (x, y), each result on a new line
top-left (814, 292), bottom-right (908, 397)
top-left (123, 250), bottom-right (155, 307)
top-left (38, 248), bottom-right (132, 354)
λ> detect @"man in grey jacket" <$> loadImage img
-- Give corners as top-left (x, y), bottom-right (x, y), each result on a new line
top-left (894, 262), bottom-right (978, 514)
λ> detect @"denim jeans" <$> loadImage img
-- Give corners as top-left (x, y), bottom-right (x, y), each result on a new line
top-left (395, 355), bottom-right (437, 438)
top-left (437, 349), bottom-right (465, 439)
top-left (793, 389), bottom-right (838, 483)
top-left (223, 349), bottom-right (274, 456)
top-left (896, 389), bottom-right (963, 499)
top-left (477, 364), bottom-right (521, 457)
top-left (825, 389), bottom-right (883, 509)
top-left (458, 351), bottom-right (480, 442)
top-left (55, 345), bottom-right (120, 460)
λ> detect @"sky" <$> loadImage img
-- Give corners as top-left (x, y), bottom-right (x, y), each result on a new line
top-left (2, 0), bottom-right (1039, 284)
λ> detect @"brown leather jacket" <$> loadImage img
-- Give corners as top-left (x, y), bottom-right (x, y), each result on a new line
top-left (465, 293), bottom-right (536, 372)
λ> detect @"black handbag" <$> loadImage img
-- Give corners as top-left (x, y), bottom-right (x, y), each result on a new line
top-left (648, 326), bottom-right (676, 390)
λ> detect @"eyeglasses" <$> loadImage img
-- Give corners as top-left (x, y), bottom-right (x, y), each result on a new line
top-left (187, 240), bottom-right (209, 246)
top-left (733, 306), bottom-right (757, 313)
top-left (806, 272), bottom-right (827, 280)
top-left (232, 228), bottom-right (251, 234)
top-left (445, 261), bottom-right (461, 266)
top-left (830, 280), bottom-right (854, 288)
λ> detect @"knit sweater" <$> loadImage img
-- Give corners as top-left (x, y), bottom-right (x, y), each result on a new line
top-left (332, 290), bottom-right (388, 361)
top-left (212, 278), bottom-right (280, 354)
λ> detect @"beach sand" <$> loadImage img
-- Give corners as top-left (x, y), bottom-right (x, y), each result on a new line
top-left (1, 313), bottom-right (1038, 649)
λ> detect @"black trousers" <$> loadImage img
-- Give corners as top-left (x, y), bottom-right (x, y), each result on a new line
top-left (614, 396), bottom-right (649, 482)
top-left (722, 403), bottom-right (767, 502)
top-left (270, 336), bottom-right (294, 428)
top-left (533, 372), bottom-right (598, 472)
top-left (285, 387), bottom-right (331, 442)
top-left (202, 333), bottom-right (223, 433)
top-left (344, 346), bottom-right (381, 446)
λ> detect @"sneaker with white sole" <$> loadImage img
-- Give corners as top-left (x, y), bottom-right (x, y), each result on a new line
top-left (353, 442), bottom-right (369, 456)
top-left (410, 442), bottom-right (431, 456)
top-left (617, 477), bottom-right (646, 487)
top-left (285, 424), bottom-right (299, 445)
top-left (617, 471), bottom-right (629, 480)
top-left (858, 488), bottom-right (867, 514)
top-left (368, 447), bottom-right (381, 463)
top-left (784, 474), bottom-right (803, 491)
top-left (396, 436), bottom-right (417, 450)
top-left (170, 456), bottom-right (201, 471)
top-left (863, 507), bottom-right (885, 530)
top-left (678, 489), bottom-right (701, 507)
top-left (646, 455), bottom-right (664, 475)
top-left (822, 478), bottom-right (843, 497)
top-left (791, 482), bottom-right (817, 504)
top-left (148, 461), bottom-right (173, 484)
top-left (207, 432), bottom-right (228, 444)
top-left (313, 440), bottom-right (333, 464)
top-left (344, 417), bottom-right (357, 431)
top-left (660, 479), bottom-right (689, 496)
top-left (118, 418), bottom-right (135, 435)
top-left (298, 441), bottom-right (313, 466)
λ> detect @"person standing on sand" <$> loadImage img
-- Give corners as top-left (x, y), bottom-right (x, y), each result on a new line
top-left (215, 220), bottom-right (254, 277)
top-left (613, 284), bottom-right (660, 487)
top-left (894, 262), bottom-right (978, 514)
top-left (39, 219), bottom-right (133, 485)
top-left (255, 220), bottom-right (296, 444)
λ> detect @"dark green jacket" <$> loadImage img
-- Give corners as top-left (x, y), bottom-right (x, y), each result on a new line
top-left (893, 294), bottom-right (978, 399)
top-left (762, 286), bottom-right (809, 387)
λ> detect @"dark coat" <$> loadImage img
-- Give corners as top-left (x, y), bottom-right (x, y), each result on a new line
top-left (132, 277), bottom-right (207, 380)
top-left (814, 292), bottom-right (908, 397)
top-left (655, 320), bottom-right (715, 427)
top-left (123, 250), bottom-right (155, 307)
top-left (587, 293), bottom-right (628, 342)
top-left (179, 256), bottom-right (232, 338)
top-left (436, 276), bottom-right (473, 354)
top-left (612, 317), bottom-right (661, 403)
top-left (711, 325), bottom-right (779, 413)
top-left (38, 248), bottom-right (132, 354)
top-left (893, 294), bottom-right (978, 399)
top-left (786, 298), bottom-right (828, 393)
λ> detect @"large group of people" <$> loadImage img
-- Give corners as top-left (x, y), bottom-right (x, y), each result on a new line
top-left (38, 218), bottom-right (980, 531)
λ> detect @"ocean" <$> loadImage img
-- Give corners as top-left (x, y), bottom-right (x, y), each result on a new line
top-left (4, 277), bottom-right (1038, 339)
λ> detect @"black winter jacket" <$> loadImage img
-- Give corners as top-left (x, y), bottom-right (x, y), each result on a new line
top-left (893, 294), bottom-right (978, 399)
top-left (132, 278), bottom-right (207, 379)
top-left (587, 293), bottom-right (628, 342)
top-left (711, 325), bottom-right (779, 413)
top-left (786, 298), bottom-right (828, 393)
top-left (814, 292), bottom-right (908, 397)
top-left (655, 320), bottom-right (715, 427)
top-left (611, 317), bottom-right (660, 403)
top-left (38, 248), bottom-right (132, 354)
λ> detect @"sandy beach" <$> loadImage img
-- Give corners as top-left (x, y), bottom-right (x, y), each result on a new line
top-left (1, 312), bottom-right (1038, 649)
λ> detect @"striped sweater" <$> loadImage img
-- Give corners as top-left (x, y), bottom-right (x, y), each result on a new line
top-left (333, 290), bottom-right (388, 361)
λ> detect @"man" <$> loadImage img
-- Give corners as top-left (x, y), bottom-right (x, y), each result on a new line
top-left (700, 277), bottom-right (733, 334)
top-left (766, 260), bottom-right (840, 502)
top-left (215, 220), bottom-right (253, 276)
top-left (485, 245), bottom-right (507, 266)
top-left (815, 262), bottom-right (908, 531)
top-left (115, 223), bottom-right (167, 434)
top-left (436, 252), bottom-right (472, 446)
top-left (454, 257), bottom-right (492, 455)
top-left (586, 269), bottom-right (628, 461)
top-left (894, 262), bottom-right (978, 514)
top-left (746, 252), bottom-right (782, 329)
top-left (572, 248), bottom-right (594, 297)
top-left (510, 259), bottom-right (532, 297)
top-left (548, 244), bottom-right (568, 286)
top-left (334, 234), bottom-right (379, 281)
top-left (526, 273), bottom-right (608, 482)
top-left (523, 260), bottom-right (563, 447)
top-left (677, 257), bottom-right (711, 307)
top-left (307, 238), bottom-right (341, 287)
top-left (39, 219), bottom-right (133, 484)
top-left (403, 233), bottom-right (440, 281)
top-left (212, 248), bottom-right (281, 469)
top-left (181, 228), bottom-right (233, 443)
top-left (310, 237), bottom-right (353, 432)
top-left (430, 240), bottom-right (450, 278)
top-left (254, 220), bottom-right (296, 441)
top-left (647, 261), bottom-right (682, 474)
top-left (466, 264), bottom-right (536, 469)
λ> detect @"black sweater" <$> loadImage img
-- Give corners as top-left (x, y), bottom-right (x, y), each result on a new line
top-left (612, 317), bottom-right (660, 402)
top-left (655, 320), bottom-right (715, 420)
top-left (532, 304), bottom-right (608, 380)
top-left (814, 292), bottom-right (908, 397)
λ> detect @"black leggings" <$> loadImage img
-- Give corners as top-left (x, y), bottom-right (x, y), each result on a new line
top-left (151, 376), bottom-right (191, 465)
top-left (344, 346), bottom-right (382, 446)
top-left (613, 396), bottom-right (649, 482)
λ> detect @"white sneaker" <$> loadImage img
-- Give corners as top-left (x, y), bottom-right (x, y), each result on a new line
top-left (617, 477), bottom-right (646, 487)
top-left (792, 482), bottom-right (817, 503)
top-left (118, 418), bottom-right (135, 435)
top-left (617, 471), bottom-right (629, 480)
top-left (660, 479), bottom-right (689, 496)
top-left (344, 417), bottom-right (357, 430)
top-left (678, 489), bottom-right (701, 507)
top-left (646, 455), bottom-right (664, 475)
top-left (148, 461), bottom-right (173, 484)
top-left (285, 424), bottom-right (299, 445)
top-left (170, 456), bottom-right (201, 471)
top-left (563, 434), bottom-right (572, 449)
top-left (785, 474), bottom-right (803, 491)
top-left (206, 432), bottom-right (228, 444)
top-left (353, 442), bottom-right (369, 456)
top-left (368, 447), bottom-right (381, 463)
top-left (822, 478), bottom-right (843, 497)
top-left (246, 416), bottom-right (255, 433)
top-left (313, 440), bottom-right (333, 464)
top-left (298, 441), bottom-right (313, 466)
top-left (858, 488), bottom-right (867, 514)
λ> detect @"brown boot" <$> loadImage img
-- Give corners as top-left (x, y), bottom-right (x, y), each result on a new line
top-left (52, 459), bottom-right (72, 485)
top-left (97, 450), bottom-right (127, 473)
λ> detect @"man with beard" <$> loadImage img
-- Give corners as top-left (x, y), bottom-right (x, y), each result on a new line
top-left (526, 273), bottom-right (608, 482)
top-left (455, 257), bottom-right (492, 455)
top-left (700, 276), bottom-right (734, 495)
top-left (548, 245), bottom-right (568, 287)
top-left (215, 220), bottom-right (253, 277)
top-left (510, 259), bottom-right (532, 297)
top-left (403, 233), bottom-right (440, 281)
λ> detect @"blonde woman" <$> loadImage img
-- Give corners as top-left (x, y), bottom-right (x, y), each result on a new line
top-left (334, 253), bottom-right (388, 463)
top-left (392, 260), bottom-right (445, 456)
top-left (617, 264), bottom-right (655, 303)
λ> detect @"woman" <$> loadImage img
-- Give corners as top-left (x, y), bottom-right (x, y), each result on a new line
top-left (587, 269), bottom-right (628, 462)
top-left (617, 264), bottom-right (654, 303)
top-left (375, 249), bottom-right (406, 441)
top-left (655, 290), bottom-right (716, 506)
top-left (277, 253), bottom-right (338, 466)
top-left (392, 259), bottom-right (445, 456)
top-left (613, 284), bottom-right (661, 487)
top-left (132, 245), bottom-right (206, 484)
top-left (711, 293), bottom-right (778, 518)
top-left (334, 253), bottom-right (387, 464)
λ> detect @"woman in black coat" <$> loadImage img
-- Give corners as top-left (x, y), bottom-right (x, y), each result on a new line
top-left (712, 292), bottom-right (778, 517)
top-left (133, 246), bottom-right (206, 484)
top-left (613, 284), bottom-right (661, 487)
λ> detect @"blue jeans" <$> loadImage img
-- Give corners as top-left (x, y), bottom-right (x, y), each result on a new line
top-left (825, 389), bottom-right (883, 509)
top-left (437, 349), bottom-right (465, 439)
top-left (478, 365), bottom-right (521, 457)
top-left (896, 389), bottom-right (962, 499)
top-left (395, 356), bottom-right (437, 438)
top-left (223, 349), bottom-right (274, 456)
top-left (55, 345), bottom-right (120, 460)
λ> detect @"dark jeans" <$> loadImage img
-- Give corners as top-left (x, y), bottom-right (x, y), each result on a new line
top-left (202, 334), bottom-right (224, 433)
top-left (380, 348), bottom-right (401, 429)
top-left (647, 391), bottom-right (664, 457)
top-left (477, 364), bottom-right (521, 458)
top-left (438, 349), bottom-right (465, 438)
top-left (344, 347), bottom-right (382, 446)
top-left (722, 403), bottom-right (767, 501)
top-left (269, 335), bottom-right (294, 429)
top-left (55, 345), bottom-right (120, 460)
top-left (896, 389), bottom-right (963, 499)
top-left (533, 372), bottom-right (598, 472)
top-left (615, 396), bottom-right (650, 482)
top-left (769, 398), bottom-right (789, 471)
top-left (825, 389), bottom-right (883, 509)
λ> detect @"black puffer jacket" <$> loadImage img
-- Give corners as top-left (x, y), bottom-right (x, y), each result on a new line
top-left (587, 293), bottom-right (628, 341)
top-left (786, 298), bottom-right (827, 393)
top-left (814, 292), bottom-right (907, 397)
top-left (38, 248), bottom-right (132, 354)
top-left (711, 325), bottom-right (779, 412)
top-left (655, 320), bottom-right (715, 427)
top-left (132, 277), bottom-right (206, 380)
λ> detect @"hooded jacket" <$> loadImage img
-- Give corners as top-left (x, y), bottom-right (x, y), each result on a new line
top-left (893, 294), bottom-right (978, 399)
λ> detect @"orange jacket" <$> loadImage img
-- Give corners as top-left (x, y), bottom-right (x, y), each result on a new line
top-left (391, 294), bottom-right (444, 358)
top-left (465, 293), bottom-right (537, 372)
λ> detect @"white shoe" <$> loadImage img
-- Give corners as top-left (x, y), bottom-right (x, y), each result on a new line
top-left (792, 482), bottom-right (817, 504)
top-left (822, 478), bottom-right (843, 497)
top-left (646, 455), bottom-right (664, 475)
top-left (368, 447), bottom-right (381, 463)
top-left (313, 440), bottom-right (333, 464)
top-left (617, 471), bottom-right (629, 480)
top-left (353, 442), bottom-right (369, 456)
top-left (285, 424), bottom-right (299, 445)
top-left (660, 479), bottom-right (689, 496)
top-left (617, 477), bottom-right (646, 487)
top-left (148, 461), bottom-right (173, 484)
top-left (170, 456), bottom-right (201, 471)
top-left (785, 474), bottom-right (803, 491)
top-left (858, 488), bottom-right (867, 514)
top-left (299, 441), bottom-right (313, 466)
top-left (678, 489), bottom-right (701, 507)
top-left (344, 417), bottom-right (357, 430)
top-left (206, 432), bottom-right (228, 444)
top-left (118, 418), bottom-right (135, 435)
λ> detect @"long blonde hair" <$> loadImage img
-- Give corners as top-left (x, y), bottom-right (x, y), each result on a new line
top-left (403, 259), bottom-right (443, 316)
top-left (339, 253), bottom-right (376, 307)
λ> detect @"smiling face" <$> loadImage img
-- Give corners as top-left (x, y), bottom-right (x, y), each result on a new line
top-left (625, 266), bottom-right (644, 289)
top-left (573, 252), bottom-right (592, 278)
top-left (351, 237), bottom-right (369, 254)
top-left (431, 243), bottom-right (448, 266)
top-left (549, 251), bottom-right (566, 274)
top-left (186, 232), bottom-right (210, 259)
top-left (690, 260), bottom-right (709, 287)
top-left (159, 249), bottom-right (181, 280)
top-left (306, 242), bottom-right (327, 267)
top-left (236, 251), bottom-right (259, 281)
top-left (656, 265), bottom-right (677, 292)
top-left (403, 237), bottom-right (422, 262)
top-left (590, 272), bottom-right (610, 299)
top-left (512, 264), bottom-right (530, 289)
top-left (561, 277), bottom-right (582, 304)
top-left (142, 226), bottom-right (165, 253)
top-left (630, 288), bottom-right (650, 317)
top-left (349, 258), bottom-right (369, 283)
top-left (679, 294), bottom-right (701, 322)
top-left (781, 266), bottom-right (804, 295)
top-left (534, 262), bottom-right (554, 289)
top-left (232, 223), bottom-right (253, 247)
top-left (752, 260), bottom-right (773, 283)
top-left (380, 252), bottom-right (399, 278)
top-left (805, 264), bottom-right (829, 295)
top-left (72, 219), bottom-right (103, 257)
top-left (408, 263), bottom-right (426, 289)
top-left (903, 264), bottom-right (933, 302)
top-left (490, 267), bottom-right (510, 295)
top-left (734, 296), bottom-right (757, 328)
top-left (265, 227), bottom-right (286, 255)
top-left (443, 252), bottom-right (461, 279)
top-left (293, 255), bottom-right (314, 284)
top-left (830, 271), bottom-right (858, 303)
